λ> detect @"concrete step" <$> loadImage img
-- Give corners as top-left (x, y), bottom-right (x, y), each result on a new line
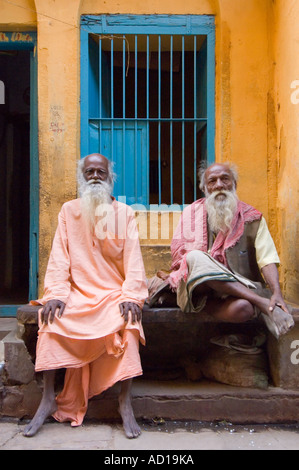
top-left (87, 378), bottom-right (299, 424)
top-left (2, 376), bottom-right (299, 424)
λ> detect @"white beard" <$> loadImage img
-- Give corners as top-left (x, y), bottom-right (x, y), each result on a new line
top-left (205, 189), bottom-right (238, 234)
top-left (78, 176), bottom-right (113, 232)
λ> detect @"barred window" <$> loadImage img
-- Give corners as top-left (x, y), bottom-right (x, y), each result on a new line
top-left (81, 15), bottom-right (215, 207)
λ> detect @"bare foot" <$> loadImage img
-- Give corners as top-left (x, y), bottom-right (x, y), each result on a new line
top-left (260, 303), bottom-right (294, 339)
top-left (23, 398), bottom-right (57, 437)
top-left (118, 396), bottom-right (141, 439)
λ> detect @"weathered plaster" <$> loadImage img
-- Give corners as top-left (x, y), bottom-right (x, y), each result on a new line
top-left (2, 0), bottom-right (299, 301)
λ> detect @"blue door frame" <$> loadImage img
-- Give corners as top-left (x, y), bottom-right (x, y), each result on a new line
top-left (80, 14), bottom-right (215, 206)
top-left (0, 32), bottom-right (38, 316)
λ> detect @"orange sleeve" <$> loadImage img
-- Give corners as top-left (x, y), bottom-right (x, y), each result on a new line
top-left (121, 212), bottom-right (148, 307)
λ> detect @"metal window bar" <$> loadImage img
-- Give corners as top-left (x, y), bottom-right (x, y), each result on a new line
top-left (158, 35), bottom-right (161, 205)
top-left (146, 34), bottom-right (150, 205)
top-left (193, 35), bottom-right (197, 202)
top-left (99, 37), bottom-right (102, 153)
top-left (181, 35), bottom-right (185, 205)
top-left (170, 35), bottom-right (173, 205)
top-left (110, 37), bottom-right (114, 161)
top-left (134, 34), bottom-right (138, 203)
top-left (122, 36), bottom-right (126, 195)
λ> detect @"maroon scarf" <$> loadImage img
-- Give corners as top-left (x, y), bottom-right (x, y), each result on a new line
top-left (169, 198), bottom-right (262, 288)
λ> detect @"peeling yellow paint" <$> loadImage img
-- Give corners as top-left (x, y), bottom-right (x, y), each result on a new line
top-left (11, 31), bottom-right (33, 41)
top-left (0, 32), bottom-right (9, 41)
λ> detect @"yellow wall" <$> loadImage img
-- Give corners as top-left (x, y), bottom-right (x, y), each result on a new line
top-left (1, 0), bottom-right (299, 300)
top-left (33, 0), bottom-right (81, 278)
top-left (81, 0), bottom-right (216, 15)
top-left (215, 1), bottom-right (271, 216)
top-left (1, 0), bottom-right (36, 30)
top-left (273, 0), bottom-right (299, 303)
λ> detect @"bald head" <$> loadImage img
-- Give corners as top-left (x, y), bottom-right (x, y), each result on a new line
top-left (84, 153), bottom-right (109, 167)
top-left (82, 154), bottom-right (109, 183)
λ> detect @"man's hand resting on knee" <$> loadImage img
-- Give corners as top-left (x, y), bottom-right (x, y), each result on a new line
top-left (41, 299), bottom-right (66, 324)
top-left (119, 302), bottom-right (142, 323)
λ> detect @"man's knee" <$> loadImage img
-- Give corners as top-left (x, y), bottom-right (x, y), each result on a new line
top-left (207, 297), bottom-right (255, 323)
top-left (232, 299), bottom-right (255, 323)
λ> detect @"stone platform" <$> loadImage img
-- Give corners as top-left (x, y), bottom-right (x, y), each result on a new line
top-left (0, 304), bottom-right (298, 423)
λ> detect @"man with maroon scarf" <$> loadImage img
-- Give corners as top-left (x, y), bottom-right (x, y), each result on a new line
top-left (169, 162), bottom-right (294, 338)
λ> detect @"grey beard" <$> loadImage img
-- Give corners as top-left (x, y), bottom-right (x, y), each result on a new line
top-left (205, 189), bottom-right (238, 234)
top-left (79, 178), bottom-right (113, 231)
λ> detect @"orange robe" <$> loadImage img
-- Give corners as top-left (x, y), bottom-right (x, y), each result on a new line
top-left (31, 198), bottom-right (148, 425)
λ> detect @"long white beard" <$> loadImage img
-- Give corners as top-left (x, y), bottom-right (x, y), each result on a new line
top-left (205, 189), bottom-right (238, 234)
top-left (78, 177), bottom-right (113, 232)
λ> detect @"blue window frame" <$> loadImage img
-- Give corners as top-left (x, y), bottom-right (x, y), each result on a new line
top-left (80, 14), bottom-right (215, 207)
top-left (0, 32), bottom-right (38, 316)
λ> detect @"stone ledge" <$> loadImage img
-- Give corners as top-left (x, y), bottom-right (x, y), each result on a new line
top-left (17, 304), bottom-right (216, 325)
top-left (15, 303), bottom-right (299, 391)
top-left (17, 305), bottom-right (40, 325)
top-left (16, 303), bottom-right (299, 325)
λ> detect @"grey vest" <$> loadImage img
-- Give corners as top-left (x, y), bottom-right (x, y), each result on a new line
top-left (209, 219), bottom-right (265, 284)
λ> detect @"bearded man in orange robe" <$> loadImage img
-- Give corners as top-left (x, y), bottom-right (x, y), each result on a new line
top-left (24, 153), bottom-right (148, 439)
